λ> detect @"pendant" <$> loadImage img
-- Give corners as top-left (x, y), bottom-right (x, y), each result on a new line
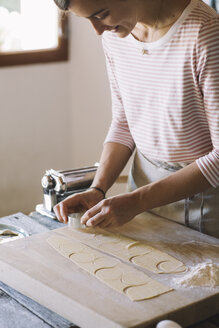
top-left (142, 48), bottom-right (149, 55)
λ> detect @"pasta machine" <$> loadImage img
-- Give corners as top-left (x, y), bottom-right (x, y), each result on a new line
top-left (36, 165), bottom-right (98, 218)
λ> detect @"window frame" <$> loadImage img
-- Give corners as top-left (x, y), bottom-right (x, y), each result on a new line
top-left (0, 14), bottom-right (69, 67)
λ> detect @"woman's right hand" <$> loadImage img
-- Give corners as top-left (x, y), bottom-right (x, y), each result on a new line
top-left (53, 188), bottom-right (104, 223)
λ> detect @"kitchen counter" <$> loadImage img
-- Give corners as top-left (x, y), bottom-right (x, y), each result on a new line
top-left (0, 212), bottom-right (77, 328)
top-left (0, 212), bottom-right (218, 328)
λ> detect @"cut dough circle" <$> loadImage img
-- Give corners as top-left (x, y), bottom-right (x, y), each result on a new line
top-left (95, 267), bottom-right (122, 281)
top-left (61, 227), bottom-right (186, 274)
top-left (93, 257), bottom-right (119, 268)
top-left (121, 271), bottom-right (148, 286)
top-left (157, 261), bottom-right (186, 274)
top-left (70, 250), bottom-right (98, 263)
top-left (125, 282), bottom-right (171, 301)
top-left (47, 234), bottom-right (173, 301)
top-left (126, 242), bottom-right (153, 255)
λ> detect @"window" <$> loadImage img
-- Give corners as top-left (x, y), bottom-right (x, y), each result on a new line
top-left (0, 0), bottom-right (68, 67)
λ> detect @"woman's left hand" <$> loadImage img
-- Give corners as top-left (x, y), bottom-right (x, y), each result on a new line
top-left (80, 192), bottom-right (139, 228)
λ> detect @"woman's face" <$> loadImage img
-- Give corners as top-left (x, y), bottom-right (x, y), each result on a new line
top-left (69, 0), bottom-right (138, 37)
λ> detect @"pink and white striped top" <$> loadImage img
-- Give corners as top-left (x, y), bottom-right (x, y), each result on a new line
top-left (103, 0), bottom-right (219, 187)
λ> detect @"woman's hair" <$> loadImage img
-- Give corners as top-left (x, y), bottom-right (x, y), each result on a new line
top-left (53, 0), bottom-right (70, 11)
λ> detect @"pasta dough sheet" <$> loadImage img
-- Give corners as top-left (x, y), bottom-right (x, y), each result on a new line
top-left (59, 228), bottom-right (186, 274)
top-left (47, 234), bottom-right (173, 301)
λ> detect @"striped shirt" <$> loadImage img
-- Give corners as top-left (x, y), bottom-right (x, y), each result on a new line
top-left (103, 0), bottom-right (219, 187)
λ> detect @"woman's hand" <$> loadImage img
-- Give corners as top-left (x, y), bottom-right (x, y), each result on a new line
top-left (53, 188), bottom-right (104, 223)
top-left (81, 192), bottom-right (139, 228)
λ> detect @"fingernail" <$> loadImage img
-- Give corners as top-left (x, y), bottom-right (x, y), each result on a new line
top-left (80, 216), bottom-right (86, 225)
top-left (86, 220), bottom-right (92, 227)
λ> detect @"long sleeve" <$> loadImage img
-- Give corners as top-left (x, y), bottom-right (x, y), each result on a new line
top-left (195, 17), bottom-right (219, 187)
top-left (102, 36), bottom-right (135, 152)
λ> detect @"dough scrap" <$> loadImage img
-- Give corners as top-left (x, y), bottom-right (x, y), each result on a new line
top-left (0, 229), bottom-right (19, 236)
top-left (60, 228), bottom-right (186, 274)
top-left (47, 235), bottom-right (173, 301)
top-left (0, 229), bottom-right (23, 243)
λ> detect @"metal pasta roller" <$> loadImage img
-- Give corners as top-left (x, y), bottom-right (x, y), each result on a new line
top-left (36, 164), bottom-right (98, 219)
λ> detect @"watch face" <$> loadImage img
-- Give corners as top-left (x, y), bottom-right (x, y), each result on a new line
top-left (203, 0), bottom-right (219, 12)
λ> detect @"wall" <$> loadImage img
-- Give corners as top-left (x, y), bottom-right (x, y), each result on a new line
top-left (0, 15), bottom-right (114, 217)
top-left (68, 16), bottom-right (112, 167)
top-left (0, 63), bottom-right (72, 215)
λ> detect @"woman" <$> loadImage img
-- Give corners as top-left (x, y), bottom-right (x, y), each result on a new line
top-left (53, 0), bottom-right (219, 238)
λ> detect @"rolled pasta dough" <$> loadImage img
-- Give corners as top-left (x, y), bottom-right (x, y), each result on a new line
top-left (47, 234), bottom-right (173, 301)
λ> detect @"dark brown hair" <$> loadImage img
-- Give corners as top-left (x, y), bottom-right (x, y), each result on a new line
top-left (53, 0), bottom-right (70, 11)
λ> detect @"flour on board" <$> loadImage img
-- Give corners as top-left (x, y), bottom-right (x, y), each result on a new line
top-left (173, 263), bottom-right (219, 288)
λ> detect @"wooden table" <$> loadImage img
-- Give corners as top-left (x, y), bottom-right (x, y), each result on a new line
top-left (0, 212), bottom-right (76, 328)
top-left (0, 212), bottom-right (218, 328)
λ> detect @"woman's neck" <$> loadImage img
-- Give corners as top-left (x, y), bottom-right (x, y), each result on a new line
top-left (132, 0), bottom-right (191, 43)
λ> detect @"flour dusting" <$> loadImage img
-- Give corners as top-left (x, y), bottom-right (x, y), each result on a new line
top-left (173, 263), bottom-right (219, 288)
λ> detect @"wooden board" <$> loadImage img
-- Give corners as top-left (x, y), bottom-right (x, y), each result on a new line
top-left (0, 212), bottom-right (218, 328)
top-left (0, 212), bottom-right (75, 328)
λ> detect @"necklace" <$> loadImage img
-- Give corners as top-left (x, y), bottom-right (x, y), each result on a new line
top-left (141, 19), bottom-right (177, 55)
top-left (141, 0), bottom-right (163, 55)
top-left (141, 0), bottom-right (191, 55)
top-left (141, 0), bottom-right (184, 55)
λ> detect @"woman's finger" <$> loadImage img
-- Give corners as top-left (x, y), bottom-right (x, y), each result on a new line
top-left (81, 203), bottom-right (102, 225)
top-left (58, 195), bottom-right (85, 222)
top-left (53, 204), bottom-right (64, 223)
top-left (59, 201), bottom-right (68, 223)
top-left (85, 211), bottom-right (107, 227)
